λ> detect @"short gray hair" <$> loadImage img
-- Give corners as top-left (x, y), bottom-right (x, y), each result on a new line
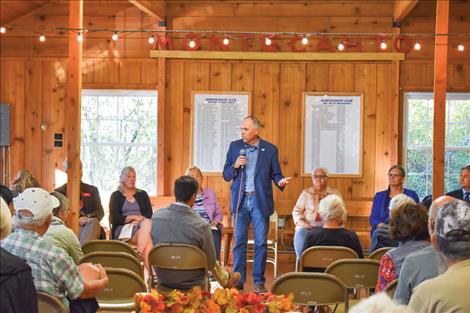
top-left (243, 116), bottom-right (263, 129)
top-left (349, 293), bottom-right (413, 313)
top-left (312, 167), bottom-right (329, 177)
top-left (50, 191), bottom-right (69, 217)
top-left (14, 210), bottom-right (50, 228)
top-left (318, 194), bottom-right (347, 225)
top-left (389, 194), bottom-right (415, 211)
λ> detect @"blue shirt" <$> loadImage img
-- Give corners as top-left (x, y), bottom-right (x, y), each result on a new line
top-left (244, 141), bottom-right (259, 192)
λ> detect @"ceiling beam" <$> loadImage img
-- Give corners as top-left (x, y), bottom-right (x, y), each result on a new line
top-left (128, 0), bottom-right (165, 20)
top-left (4, 1), bottom-right (55, 26)
top-left (394, 0), bottom-right (419, 23)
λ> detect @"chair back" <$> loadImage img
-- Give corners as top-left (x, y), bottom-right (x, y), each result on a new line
top-left (37, 292), bottom-right (67, 313)
top-left (82, 240), bottom-right (138, 258)
top-left (368, 247), bottom-right (393, 261)
top-left (148, 243), bottom-right (209, 291)
top-left (80, 251), bottom-right (144, 278)
top-left (325, 259), bottom-right (380, 289)
top-left (384, 279), bottom-right (399, 298)
top-left (299, 246), bottom-right (359, 271)
top-left (271, 272), bottom-right (348, 311)
top-left (97, 268), bottom-right (147, 308)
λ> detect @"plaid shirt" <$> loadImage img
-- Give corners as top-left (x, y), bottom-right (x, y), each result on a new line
top-left (1, 228), bottom-right (83, 308)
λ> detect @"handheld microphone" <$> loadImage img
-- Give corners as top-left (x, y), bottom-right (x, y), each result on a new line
top-left (239, 148), bottom-right (246, 169)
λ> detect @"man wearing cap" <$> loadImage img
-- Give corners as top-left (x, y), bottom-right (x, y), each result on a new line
top-left (446, 165), bottom-right (470, 202)
top-left (1, 188), bottom-right (109, 313)
top-left (56, 160), bottom-right (105, 245)
top-left (409, 199), bottom-right (470, 313)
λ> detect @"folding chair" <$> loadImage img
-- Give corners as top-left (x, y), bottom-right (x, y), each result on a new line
top-left (80, 251), bottom-right (144, 279)
top-left (299, 246), bottom-right (359, 272)
top-left (82, 240), bottom-right (139, 259)
top-left (97, 268), bottom-right (147, 312)
top-left (271, 272), bottom-right (349, 313)
top-left (325, 259), bottom-right (380, 298)
top-left (384, 279), bottom-right (399, 298)
top-left (37, 292), bottom-right (67, 313)
top-left (247, 210), bottom-right (279, 277)
top-left (148, 243), bottom-right (210, 292)
top-left (368, 247), bottom-right (393, 262)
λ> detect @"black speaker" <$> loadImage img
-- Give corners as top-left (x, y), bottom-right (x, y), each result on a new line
top-left (0, 104), bottom-right (10, 147)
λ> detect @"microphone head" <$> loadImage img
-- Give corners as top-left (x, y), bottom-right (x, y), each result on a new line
top-left (239, 148), bottom-right (246, 157)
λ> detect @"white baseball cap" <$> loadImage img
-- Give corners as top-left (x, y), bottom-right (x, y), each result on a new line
top-left (13, 188), bottom-right (59, 221)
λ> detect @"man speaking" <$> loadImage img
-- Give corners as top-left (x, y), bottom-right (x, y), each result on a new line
top-left (223, 116), bottom-right (290, 293)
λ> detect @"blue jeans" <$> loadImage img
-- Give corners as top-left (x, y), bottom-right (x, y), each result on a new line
top-left (232, 194), bottom-right (269, 287)
top-left (294, 227), bottom-right (310, 261)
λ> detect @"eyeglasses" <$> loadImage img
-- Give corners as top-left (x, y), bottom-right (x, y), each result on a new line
top-left (388, 173), bottom-right (403, 178)
top-left (312, 175), bottom-right (327, 180)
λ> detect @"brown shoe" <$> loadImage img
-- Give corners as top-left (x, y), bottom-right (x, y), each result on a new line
top-left (225, 272), bottom-right (241, 288)
top-left (254, 284), bottom-right (267, 294)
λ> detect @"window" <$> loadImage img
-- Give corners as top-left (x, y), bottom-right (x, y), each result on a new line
top-left (80, 90), bottom-right (158, 204)
top-left (404, 92), bottom-right (470, 199)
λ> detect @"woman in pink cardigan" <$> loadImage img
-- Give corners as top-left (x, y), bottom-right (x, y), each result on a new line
top-left (186, 166), bottom-right (223, 261)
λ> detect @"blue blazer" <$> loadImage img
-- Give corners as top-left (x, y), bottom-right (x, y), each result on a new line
top-left (369, 188), bottom-right (420, 236)
top-left (223, 138), bottom-right (285, 217)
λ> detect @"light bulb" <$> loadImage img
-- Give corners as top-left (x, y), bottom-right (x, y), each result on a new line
top-left (188, 39), bottom-right (196, 48)
top-left (77, 32), bottom-right (83, 42)
top-left (458, 44), bottom-right (464, 52)
top-left (265, 37), bottom-right (272, 46)
top-left (223, 37), bottom-right (230, 45)
top-left (112, 32), bottom-right (118, 41)
top-left (338, 42), bottom-right (345, 51)
top-left (414, 42), bottom-right (421, 50)
top-left (148, 35), bottom-right (155, 44)
top-left (39, 33), bottom-right (46, 42)
top-left (380, 41), bottom-right (387, 50)
top-left (301, 36), bottom-right (309, 45)
top-left (0, 26), bottom-right (6, 34)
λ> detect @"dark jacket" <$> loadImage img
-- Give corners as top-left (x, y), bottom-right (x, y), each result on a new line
top-left (0, 247), bottom-right (39, 313)
top-left (446, 188), bottom-right (469, 202)
top-left (109, 189), bottom-right (152, 238)
top-left (56, 181), bottom-right (105, 220)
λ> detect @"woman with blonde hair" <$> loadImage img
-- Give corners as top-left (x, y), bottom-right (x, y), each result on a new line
top-left (11, 170), bottom-right (41, 193)
top-left (109, 166), bottom-right (153, 268)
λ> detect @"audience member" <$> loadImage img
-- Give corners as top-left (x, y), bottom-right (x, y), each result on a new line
top-left (375, 202), bottom-right (429, 291)
top-left (292, 167), bottom-right (343, 262)
top-left (44, 191), bottom-right (84, 264)
top-left (409, 199), bottom-right (470, 313)
top-left (11, 169), bottom-right (41, 193)
top-left (0, 184), bottom-right (15, 214)
top-left (185, 166), bottom-right (223, 261)
top-left (350, 293), bottom-right (414, 313)
top-left (370, 165), bottom-right (419, 237)
top-left (56, 160), bottom-right (105, 245)
top-left (369, 194), bottom-right (416, 253)
top-left (1, 188), bottom-right (108, 313)
top-left (446, 165), bottom-right (470, 202)
top-left (394, 196), bottom-right (451, 304)
top-left (151, 175), bottom-right (240, 291)
top-left (0, 198), bottom-right (38, 313)
top-left (109, 166), bottom-right (153, 268)
top-left (301, 194), bottom-right (363, 272)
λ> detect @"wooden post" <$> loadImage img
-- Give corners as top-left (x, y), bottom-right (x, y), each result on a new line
top-left (432, 0), bottom-right (449, 199)
top-left (157, 57), bottom-right (165, 195)
top-left (66, 0), bottom-right (83, 234)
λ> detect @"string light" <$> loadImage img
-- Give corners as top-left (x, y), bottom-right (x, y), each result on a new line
top-left (77, 32), bottom-right (83, 42)
top-left (414, 41), bottom-right (421, 50)
top-left (301, 35), bottom-right (309, 45)
top-left (380, 40), bottom-right (387, 50)
top-left (39, 33), bottom-right (46, 42)
top-left (458, 44), bottom-right (464, 52)
top-left (222, 36), bottom-right (230, 46)
top-left (338, 42), bottom-right (345, 51)
top-left (265, 37), bottom-right (272, 46)
top-left (0, 26), bottom-right (6, 34)
top-left (111, 32), bottom-right (118, 41)
top-left (188, 39), bottom-right (196, 48)
top-left (148, 35), bottom-right (155, 44)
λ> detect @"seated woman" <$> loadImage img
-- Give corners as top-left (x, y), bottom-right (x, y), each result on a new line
top-left (44, 192), bottom-right (84, 264)
top-left (301, 194), bottom-right (363, 272)
top-left (370, 165), bottom-right (419, 239)
top-left (109, 166), bottom-right (153, 268)
top-left (375, 202), bottom-right (429, 291)
top-left (292, 167), bottom-right (343, 262)
top-left (185, 166), bottom-right (223, 261)
top-left (11, 169), bottom-right (41, 194)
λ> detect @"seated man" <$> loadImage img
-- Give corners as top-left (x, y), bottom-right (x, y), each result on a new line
top-left (447, 165), bottom-right (470, 202)
top-left (409, 199), bottom-right (470, 312)
top-left (151, 175), bottom-right (240, 290)
top-left (1, 188), bottom-right (108, 313)
top-left (394, 196), bottom-right (451, 304)
top-left (56, 160), bottom-right (105, 245)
